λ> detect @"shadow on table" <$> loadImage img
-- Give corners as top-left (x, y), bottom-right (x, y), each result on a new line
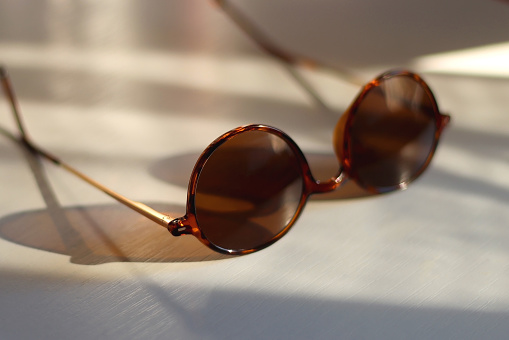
top-left (0, 202), bottom-right (231, 264)
top-left (2, 89), bottom-right (508, 265)
top-left (0, 148), bottom-right (375, 266)
top-left (0, 127), bottom-right (377, 265)
top-left (0, 128), bottom-right (231, 264)
top-left (2, 267), bottom-right (509, 340)
top-left (3, 121), bottom-right (508, 265)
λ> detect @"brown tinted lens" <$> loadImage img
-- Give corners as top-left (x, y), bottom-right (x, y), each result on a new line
top-left (348, 76), bottom-right (437, 189)
top-left (194, 130), bottom-right (304, 251)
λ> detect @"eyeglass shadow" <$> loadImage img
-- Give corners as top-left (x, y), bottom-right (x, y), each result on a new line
top-left (0, 203), bottom-right (231, 264)
top-left (0, 129), bottom-right (230, 264)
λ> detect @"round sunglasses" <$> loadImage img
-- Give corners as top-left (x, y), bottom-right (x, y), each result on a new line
top-left (1, 67), bottom-right (449, 255)
top-left (171, 70), bottom-right (450, 254)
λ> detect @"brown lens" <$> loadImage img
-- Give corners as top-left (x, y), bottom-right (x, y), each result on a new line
top-left (346, 75), bottom-right (438, 190)
top-left (194, 129), bottom-right (304, 252)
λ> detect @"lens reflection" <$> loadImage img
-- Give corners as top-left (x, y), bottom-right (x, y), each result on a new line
top-left (194, 130), bottom-right (304, 251)
top-left (348, 76), bottom-right (437, 189)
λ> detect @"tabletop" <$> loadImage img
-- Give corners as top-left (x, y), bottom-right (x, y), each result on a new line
top-left (1, 1), bottom-right (509, 339)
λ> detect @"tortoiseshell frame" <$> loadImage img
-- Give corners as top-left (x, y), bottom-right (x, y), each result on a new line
top-left (335, 70), bottom-right (451, 194)
top-left (168, 124), bottom-right (342, 255)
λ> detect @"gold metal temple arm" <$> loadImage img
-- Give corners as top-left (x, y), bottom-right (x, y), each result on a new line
top-left (0, 66), bottom-right (173, 228)
top-left (212, 0), bottom-right (365, 86)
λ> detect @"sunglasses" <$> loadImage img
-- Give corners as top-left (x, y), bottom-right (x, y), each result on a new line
top-left (2, 66), bottom-right (449, 255)
top-left (0, 2), bottom-right (450, 256)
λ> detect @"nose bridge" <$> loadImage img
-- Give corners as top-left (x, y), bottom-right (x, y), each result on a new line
top-left (308, 172), bottom-right (347, 194)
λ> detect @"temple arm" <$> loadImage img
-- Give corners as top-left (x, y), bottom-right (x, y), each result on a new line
top-left (0, 66), bottom-right (173, 228)
top-left (213, 0), bottom-right (365, 86)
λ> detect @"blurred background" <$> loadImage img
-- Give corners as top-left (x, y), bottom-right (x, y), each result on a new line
top-left (1, 0), bottom-right (509, 134)
top-left (1, 1), bottom-right (509, 339)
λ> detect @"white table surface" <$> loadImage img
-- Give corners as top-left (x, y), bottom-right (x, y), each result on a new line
top-left (1, 1), bottom-right (509, 339)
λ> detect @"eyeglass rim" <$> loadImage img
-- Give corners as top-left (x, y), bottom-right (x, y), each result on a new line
top-left (179, 124), bottom-right (317, 255)
top-left (338, 70), bottom-right (450, 194)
